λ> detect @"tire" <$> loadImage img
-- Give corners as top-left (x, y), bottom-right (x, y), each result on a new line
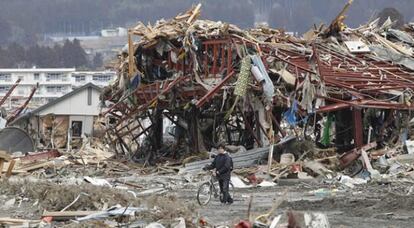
top-left (197, 182), bottom-right (212, 206)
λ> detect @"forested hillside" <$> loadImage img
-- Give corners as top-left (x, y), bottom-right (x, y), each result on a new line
top-left (0, 0), bottom-right (413, 46)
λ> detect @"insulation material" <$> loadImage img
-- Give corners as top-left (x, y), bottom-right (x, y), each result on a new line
top-left (300, 75), bottom-right (316, 113)
top-left (251, 55), bottom-right (274, 102)
top-left (234, 56), bottom-right (251, 97)
top-left (315, 82), bottom-right (327, 109)
top-left (251, 65), bottom-right (264, 83)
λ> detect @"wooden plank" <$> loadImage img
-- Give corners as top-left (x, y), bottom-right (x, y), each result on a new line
top-left (0, 151), bottom-right (11, 161)
top-left (361, 150), bottom-right (374, 172)
top-left (0, 160), bottom-right (3, 178)
top-left (6, 160), bottom-right (15, 177)
top-left (18, 161), bottom-right (53, 172)
top-left (42, 210), bottom-right (101, 218)
top-left (1, 161), bottom-right (27, 174)
top-left (0, 217), bottom-right (40, 224)
top-left (187, 3), bottom-right (202, 24)
top-left (128, 32), bottom-right (135, 78)
top-left (175, 14), bottom-right (191, 20)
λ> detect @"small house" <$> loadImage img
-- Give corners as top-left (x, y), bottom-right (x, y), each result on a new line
top-left (11, 83), bottom-right (102, 149)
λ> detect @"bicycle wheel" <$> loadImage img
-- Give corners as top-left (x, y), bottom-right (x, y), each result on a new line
top-left (197, 182), bottom-right (212, 206)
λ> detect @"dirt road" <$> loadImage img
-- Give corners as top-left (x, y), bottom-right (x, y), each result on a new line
top-left (1, 175), bottom-right (414, 227)
top-left (177, 180), bottom-right (414, 227)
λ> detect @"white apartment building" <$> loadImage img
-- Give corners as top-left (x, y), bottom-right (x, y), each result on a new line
top-left (101, 27), bottom-right (127, 37)
top-left (0, 68), bottom-right (116, 109)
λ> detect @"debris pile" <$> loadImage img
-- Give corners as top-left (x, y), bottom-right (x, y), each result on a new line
top-left (4, 1), bottom-right (414, 227)
top-left (0, 143), bottom-right (200, 227)
top-left (101, 2), bottom-right (414, 180)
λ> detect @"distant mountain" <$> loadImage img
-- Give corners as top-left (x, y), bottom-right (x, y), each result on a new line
top-left (0, 0), bottom-right (413, 45)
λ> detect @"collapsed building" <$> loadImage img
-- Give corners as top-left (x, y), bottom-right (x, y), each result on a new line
top-left (99, 2), bottom-right (414, 171)
top-left (3, 2), bottom-right (414, 227)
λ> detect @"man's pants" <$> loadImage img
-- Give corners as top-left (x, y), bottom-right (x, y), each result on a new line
top-left (218, 178), bottom-right (233, 203)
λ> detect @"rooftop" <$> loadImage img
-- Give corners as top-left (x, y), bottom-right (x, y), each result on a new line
top-left (0, 68), bottom-right (76, 73)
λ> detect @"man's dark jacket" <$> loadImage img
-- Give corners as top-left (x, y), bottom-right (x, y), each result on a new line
top-left (205, 153), bottom-right (232, 180)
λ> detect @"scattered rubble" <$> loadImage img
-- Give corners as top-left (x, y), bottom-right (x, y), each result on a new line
top-left (3, 1), bottom-right (414, 227)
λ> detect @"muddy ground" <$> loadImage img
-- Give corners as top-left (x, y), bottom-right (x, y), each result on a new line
top-left (0, 175), bottom-right (413, 227)
top-left (181, 179), bottom-right (414, 227)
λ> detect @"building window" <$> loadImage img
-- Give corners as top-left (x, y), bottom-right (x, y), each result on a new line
top-left (74, 75), bottom-right (86, 82)
top-left (0, 74), bottom-right (12, 81)
top-left (18, 76), bottom-right (24, 81)
top-left (92, 74), bottom-right (112, 82)
top-left (34, 73), bottom-right (40, 80)
top-left (32, 97), bottom-right (42, 103)
top-left (71, 121), bottom-right (83, 137)
top-left (0, 86), bottom-right (10, 93)
top-left (46, 86), bottom-right (54, 93)
top-left (46, 86), bottom-right (65, 93)
top-left (46, 73), bottom-right (63, 81)
top-left (11, 98), bottom-right (19, 105)
top-left (18, 89), bottom-right (25, 95)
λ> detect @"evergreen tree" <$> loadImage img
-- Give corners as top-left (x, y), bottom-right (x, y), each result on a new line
top-left (378, 7), bottom-right (405, 28)
top-left (60, 39), bottom-right (88, 68)
top-left (92, 53), bottom-right (103, 69)
top-left (0, 40), bottom-right (89, 68)
top-left (70, 39), bottom-right (88, 67)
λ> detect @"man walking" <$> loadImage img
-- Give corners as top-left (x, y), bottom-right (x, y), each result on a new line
top-left (203, 143), bottom-right (233, 204)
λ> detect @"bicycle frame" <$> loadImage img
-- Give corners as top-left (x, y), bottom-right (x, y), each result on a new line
top-left (209, 175), bottom-right (220, 198)
top-left (197, 171), bottom-right (235, 206)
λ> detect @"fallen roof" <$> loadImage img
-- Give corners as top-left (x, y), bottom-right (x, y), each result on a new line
top-left (0, 68), bottom-right (76, 73)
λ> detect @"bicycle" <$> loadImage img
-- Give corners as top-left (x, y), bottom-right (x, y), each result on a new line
top-left (197, 171), bottom-right (234, 206)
